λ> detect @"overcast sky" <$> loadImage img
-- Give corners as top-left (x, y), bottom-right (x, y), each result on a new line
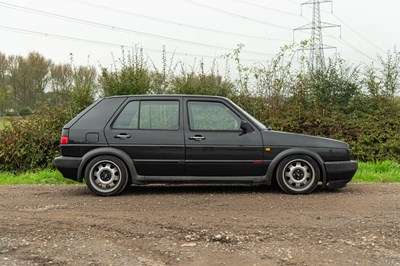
top-left (0, 0), bottom-right (398, 71)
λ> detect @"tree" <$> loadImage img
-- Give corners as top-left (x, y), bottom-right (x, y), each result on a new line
top-left (50, 63), bottom-right (74, 93)
top-left (68, 65), bottom-right (97, 113)
top-left (379, 48), bottom-right (400, 97)
top-left (0, 53), bottom-right (11, 114)
top-left (0, 52), bottom-right (6, 88)
top-left (6, 52), bottom-right (51, 110)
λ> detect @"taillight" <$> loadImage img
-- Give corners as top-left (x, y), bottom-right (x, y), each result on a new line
top-left (60, 129), bottom-right (69, 144)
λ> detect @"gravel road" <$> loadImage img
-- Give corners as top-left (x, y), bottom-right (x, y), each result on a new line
top-left (0, 184), bottom-right (399, 265)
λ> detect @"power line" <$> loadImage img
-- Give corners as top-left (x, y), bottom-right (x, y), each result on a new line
top-left (283, 0), bottom-right (302, 5)
top-left (0, 25), bottom-right (270, 63)
top-left (338, 38), bottom-right (376, 61)
top-left (0, 1), bottom-right (274, 57)
top-left (68, 0), bottom-right (290, 43)
top-left (324, 32), bottom-right (376, 61)
top-left (332, 13), bottom-right (385, 54)
top-left (232, 0), bottom-right (302, 17)
top-left (0, 25), bottom-right (162, 52)
top-left (0, 25), bottom-right (217, 59)
top-left (178, 0), bottom-right (292, 30)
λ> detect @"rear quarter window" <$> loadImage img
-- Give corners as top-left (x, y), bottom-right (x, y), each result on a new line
top-left (72, 97), bottom-right (127, 130)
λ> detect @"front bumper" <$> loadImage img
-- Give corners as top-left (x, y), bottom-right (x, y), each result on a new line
top-left (324, 160), bottom-right (358, 189)
top-left (54, 156), bottom-right (82, 181)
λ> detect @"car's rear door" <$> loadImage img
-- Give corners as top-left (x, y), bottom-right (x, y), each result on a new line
top-left (183, 97), bottom-right (264, 177)
top-left (105, 96), bottom-right (184, 176)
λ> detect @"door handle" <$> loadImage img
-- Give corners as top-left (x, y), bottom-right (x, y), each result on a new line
top-left (115, 133), bottom-right (131, 139)
top-left (189, 135), bottom-right (206, 141)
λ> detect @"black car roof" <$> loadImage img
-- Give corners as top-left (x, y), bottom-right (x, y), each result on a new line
top-left (104, 94), bottom-right (229, 100)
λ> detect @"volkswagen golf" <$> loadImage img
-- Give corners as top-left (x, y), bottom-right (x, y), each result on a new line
top-left (54, 95), bottom-right (357, 196)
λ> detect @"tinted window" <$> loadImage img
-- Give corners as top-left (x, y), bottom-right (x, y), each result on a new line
top-left (113, 101), bottom-right (139, 129)
top-left (139, 101), bottom-right (179, 130)
top-left (188, 101), bottom-right (241, 131)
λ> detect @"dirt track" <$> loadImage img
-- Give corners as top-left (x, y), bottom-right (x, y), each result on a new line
top-left (0, 184), bottom-right (399, 266)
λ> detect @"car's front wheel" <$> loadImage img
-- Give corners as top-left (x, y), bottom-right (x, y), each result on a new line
top-left (276, 155), bottom-right (320, 194)
top-left (84, 155), bottom-right (128, 196)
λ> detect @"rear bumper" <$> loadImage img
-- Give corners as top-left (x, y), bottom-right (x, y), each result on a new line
top-left (324, 160), bottom-right (358, 189)
top-left (54, 156), bottom-right (82, 182)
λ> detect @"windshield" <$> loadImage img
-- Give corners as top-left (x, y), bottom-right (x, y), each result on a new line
top-left (230, 100), bottom-right (267, 130)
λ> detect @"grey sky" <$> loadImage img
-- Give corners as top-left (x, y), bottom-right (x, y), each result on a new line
top-left (0, 0), bottom-right (398, 70)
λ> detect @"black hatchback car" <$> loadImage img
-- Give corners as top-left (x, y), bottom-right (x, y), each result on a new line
top-left (54, 95), bottom-right (357, 196)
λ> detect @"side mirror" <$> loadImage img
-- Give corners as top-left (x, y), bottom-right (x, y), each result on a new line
top-left (240, 120), bottom-right (254, 133)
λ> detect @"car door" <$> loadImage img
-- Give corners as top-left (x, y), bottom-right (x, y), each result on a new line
top-left (105, 97), bottom-right (184, 176)
top-left (184, 97), bottom-right (264, 177)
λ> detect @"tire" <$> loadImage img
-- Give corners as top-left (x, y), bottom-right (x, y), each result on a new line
top-left (84, 155), bottom-right (128, 196)
top-left (276, 155), bottom-right (320, 194)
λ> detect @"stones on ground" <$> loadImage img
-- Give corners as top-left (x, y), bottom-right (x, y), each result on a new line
top-left (180, 243), bottom-right (197, 247)
top-left (214, 234), bottom-right (222, 241)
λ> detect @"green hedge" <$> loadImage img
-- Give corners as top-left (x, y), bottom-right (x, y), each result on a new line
top-left (0, 105), bottom-right (71, 172)
top-left (1, 95), bottom-right (400, 172)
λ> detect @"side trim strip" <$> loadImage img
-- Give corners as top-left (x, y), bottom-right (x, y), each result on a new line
top-left (185, 160), bottom-right (265, 163)
top-left (134, 159), bottom-right (184, 163)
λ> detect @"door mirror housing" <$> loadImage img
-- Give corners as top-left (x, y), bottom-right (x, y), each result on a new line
top-left (240, 120), bottom-right (254, 133)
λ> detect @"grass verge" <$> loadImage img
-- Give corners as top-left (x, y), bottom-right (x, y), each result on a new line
top-left (0, 169), bottom-right (79, 185)
top-left (353, 161), bottom-right (400, 183)
top-left (0, 161), bottom-right (399, 185)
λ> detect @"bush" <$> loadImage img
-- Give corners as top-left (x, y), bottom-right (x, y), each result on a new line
top-left (19, 107), bottom-right (32, 116)
top-left (0, 104), bottom-right (72, 172)
top-left (100, 48), bottom-right (153, 96)
top-left (171, 72), bottom-right (234, 97)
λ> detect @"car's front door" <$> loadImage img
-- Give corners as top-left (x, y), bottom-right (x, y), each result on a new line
top-left (105, 97), bottom-right (184, 176)
top-left (184, 98), bottom-right (264, 177)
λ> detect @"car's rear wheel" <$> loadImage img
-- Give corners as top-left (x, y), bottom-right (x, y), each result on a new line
top-left (84, 155), bottom-right (128, 196)
top-left (276, 155), bottom-right (320, 194)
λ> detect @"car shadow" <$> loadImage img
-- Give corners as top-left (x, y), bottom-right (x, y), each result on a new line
top-left (62, 184), bottom-right (346, 197)
top-left (121, 184), bottom-right (345, 196)
top-left (123, 184), bottom-right (277, 196)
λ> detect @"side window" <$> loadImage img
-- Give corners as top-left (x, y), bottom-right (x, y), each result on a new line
top-left (113, 101), bottom-right (139, 129)
top-left (188, 101), bottom-right (241, 131)
top-left (139, 101), bottom-right (179, 130)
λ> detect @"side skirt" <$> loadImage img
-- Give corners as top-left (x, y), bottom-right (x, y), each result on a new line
top-left (133, 175), bottom-right (264, 185)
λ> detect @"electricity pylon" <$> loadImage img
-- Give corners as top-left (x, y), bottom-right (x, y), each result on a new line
top-left (294, 0), bottom-right (341, 72)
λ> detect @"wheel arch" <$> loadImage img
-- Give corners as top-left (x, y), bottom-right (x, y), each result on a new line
top-left (264, 148), bottom-right (327, 187)
top-left (77, 147), bottom-right (139, 183)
